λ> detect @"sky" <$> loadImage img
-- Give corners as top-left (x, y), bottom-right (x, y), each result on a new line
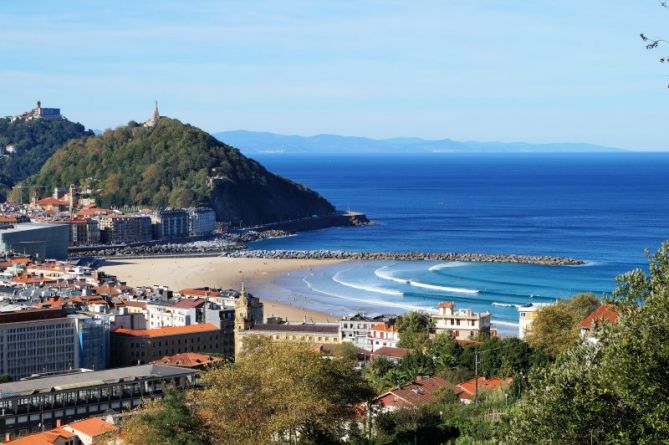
top-left (1, 1), bottom-right (668, 150)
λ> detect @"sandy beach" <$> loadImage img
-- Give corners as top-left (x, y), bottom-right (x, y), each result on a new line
top-left (100, 256), bottom-right (344, 323)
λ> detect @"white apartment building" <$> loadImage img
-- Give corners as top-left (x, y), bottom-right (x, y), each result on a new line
top-left (187, 208), bottom-right (216, 237)
top-left (517, 303), bottom-right (550, 339)
top-left (339, 314), bottom-right (396, 351)
top-left (145, 302), bottom-right (195, 329)
top-left (368, 322), bottom-right (400, 351)
top-left (432, 302), bottom-right (491, 340)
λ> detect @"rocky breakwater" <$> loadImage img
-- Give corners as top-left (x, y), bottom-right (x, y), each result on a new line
top-left (221, 250), bottom-right (585, 266)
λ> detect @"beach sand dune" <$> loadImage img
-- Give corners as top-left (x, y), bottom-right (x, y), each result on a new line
top-left (100, 256), bottom-right (343, 323)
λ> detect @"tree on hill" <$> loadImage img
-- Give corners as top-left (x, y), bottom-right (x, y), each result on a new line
top-left (508, 242), bottom-right (669, 444)
top-left (525, 293), bottom-right (599, 357)
top-left (0, 117), bottom-right (92, 201)
top-left (22, 117), bottom-right (335, 224)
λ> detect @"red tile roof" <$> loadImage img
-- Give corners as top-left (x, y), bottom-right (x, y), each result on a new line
top-left (179, 287), bottom-right (222, 297)
top-left (457, 377), bottom-right (512, 399)
top-left (151, 352), bottom-right (222, 368)
top-left (374, 376), bottom-right (462, 408)
top-left (65, 417), bottom-right (118, 437)
top-left (174, 298), bottom-right (207, 309)
top-left (112, 323), bottom-right (219, 338)
top-left (371, 346), bottom-right (410, 359)
top-left (75, 207), bottom-right (113, 217)
top-left (580, 304), bottom-right (619, 329)
top-left (37, 197), bottom-right (69, 207)
top-left (371, 323), bottom-right (396, 333)
top-left (438, 301), bottom-right (455, 309)
top-left (6, 428), bottom-right (74, 445)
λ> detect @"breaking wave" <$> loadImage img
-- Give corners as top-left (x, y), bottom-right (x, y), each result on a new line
top-left (374, 267), bottom-right (479, 295)
top-left (332, 272), bottom-right (403, 296)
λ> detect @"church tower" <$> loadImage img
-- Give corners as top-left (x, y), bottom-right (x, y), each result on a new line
top-left (234, 283), bottom-right (253, 332)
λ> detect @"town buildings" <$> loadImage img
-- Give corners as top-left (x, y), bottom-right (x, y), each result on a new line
top-left (151, 352), bottom-right (222, 369)
top-left (456, 377), bottom-right (513, 403)
top-left (432, 301), bottom-right (491, 340)
top-left (0, 364), bottom-right (197, 437)
top-left (110, 323), bottom-right (223, 367)
top-left (339, 313), bottom-right (396, 350)
top-left (0, 223), bottom-right (69, 259)
top-left (236, 323), bottom-right (340, 355)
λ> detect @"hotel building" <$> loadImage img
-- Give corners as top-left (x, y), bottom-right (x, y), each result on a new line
top-left (432, 302), bottom-right (491, 340)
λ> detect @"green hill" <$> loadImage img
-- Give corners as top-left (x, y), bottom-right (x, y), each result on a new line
top-left (24, 117), bottom-right (335, 224)
top-left (0, 117), bottom-right (93, 201)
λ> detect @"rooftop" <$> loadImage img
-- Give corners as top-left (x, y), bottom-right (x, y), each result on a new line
top-left (151, 352), bottom-right (222, 368)
top-left (0, 364), bottom-right (195, 397)
top-left (250, 323), bottom-right (339, 334)
top-left (112, 323), bottom-right (219, 337)
top-left (580, 304), bottom-right (619, 329)
top-left (0, 222), bottom-right (67, 234)
top-left (65, 417), bottom-right (118, 438)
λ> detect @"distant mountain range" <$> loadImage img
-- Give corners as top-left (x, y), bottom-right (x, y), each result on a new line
top-left (214, 130), bottom-right (627, 154)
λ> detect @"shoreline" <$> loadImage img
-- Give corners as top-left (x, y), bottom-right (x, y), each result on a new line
top-left (99, 257), bottom-right (342, 323)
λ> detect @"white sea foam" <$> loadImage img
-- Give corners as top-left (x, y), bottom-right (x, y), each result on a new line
top-left (332, 272), bottom-right (403, 296)
top-left (491, 320), bottom-right (520, 328)
top-left (374, 267), bottom-right (479, 295)
top-left (302, 276), bottom-right (436, 313)
top-left (492, 302), bottom-right (521, 308)
top-left (428, 262), bottom-right (469, 271)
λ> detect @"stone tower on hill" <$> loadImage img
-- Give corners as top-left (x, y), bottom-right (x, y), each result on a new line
top-left (144, 101), bottom-right (161, 127)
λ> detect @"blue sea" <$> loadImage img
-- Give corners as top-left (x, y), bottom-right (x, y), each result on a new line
top-left (249, 153), bottom-right (669, 335)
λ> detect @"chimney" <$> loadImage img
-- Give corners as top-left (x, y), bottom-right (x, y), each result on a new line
top-left (5, 432), bottom-right (11, 442)
top-left (415, 376), bottom-right (423, 382)
top-left (56, 419), bottom-right (61, 427)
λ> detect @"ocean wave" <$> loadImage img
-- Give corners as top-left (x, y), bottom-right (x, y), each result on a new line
top-left (491, 319), bottom-right (520, 328)
top-left (374, 267), bottom-right (479, 295)
top-left (302, 276), bottom-right (436, 313)
top-left (492, 302), bottom-right (521, 308)
top-left (428, 262), bottom-right (469, 271)
top-left (332, 272), bottom-right (403, 296)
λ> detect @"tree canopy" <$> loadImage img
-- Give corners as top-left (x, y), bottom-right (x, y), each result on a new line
top-left (0, 117), bottom-right (92, 201)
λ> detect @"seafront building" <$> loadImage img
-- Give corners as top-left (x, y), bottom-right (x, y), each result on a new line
top-left (98, 214), bottom-right (152, 244)
top-left (151, 208), bottom-right (189, 240)
top-left (0, 364), bottom-right (197, 438)
top-left (187, 207), bottom-right (217, 237)
top-left (236, 323), bottom-right (341, 355)
top-left (69, 218), bottom-right (100, 246)
top-left (432, 302), bottom-right (491, 340)
top-left (368, 322), bottom-right (400, 350)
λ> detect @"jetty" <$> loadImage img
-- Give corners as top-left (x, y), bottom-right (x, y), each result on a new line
top-left (219, 249), bottom-right (584, 266)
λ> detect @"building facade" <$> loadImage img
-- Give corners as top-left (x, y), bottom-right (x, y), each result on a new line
top-left (98, 215), bottom-right (152, 244)
top-left (110, 323), bottom-right (223, 367)
top-left (236, 323), bottom-right (340, 355)
top-left (339, 314), bottom-right (396, 350)
top-left (517, 303), bottom-right (550, 339)
top-left (432, 302), bottom-right (491, 340)
top-left (187, 207), bottom-right (217, 237)
top-left (69, 219), bottom-right (100, 246)
top-left (0, 364), bottom-right (197, 438)
top-left (0, 223), bottom-right (69, 260)
top-left (368, 323), bottom-right (400, 350)
top-left (0, 309), bottom-right (78, 380)
top-left (151, 209), bottom-right (189, 240)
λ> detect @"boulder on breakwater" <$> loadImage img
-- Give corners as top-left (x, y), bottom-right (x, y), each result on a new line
top-left (220, 249), bottom-right (585, 266)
